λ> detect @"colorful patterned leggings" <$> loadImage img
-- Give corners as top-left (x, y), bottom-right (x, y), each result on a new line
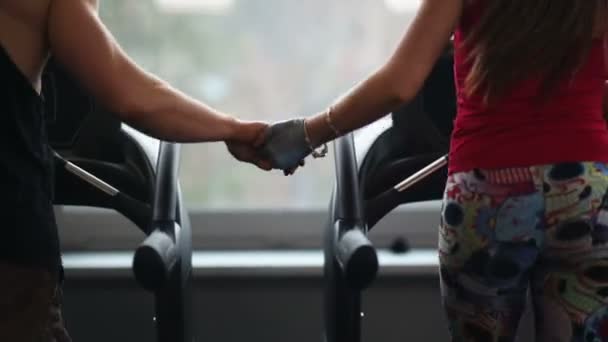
top-left (439, 162), bottom-right (608, 342)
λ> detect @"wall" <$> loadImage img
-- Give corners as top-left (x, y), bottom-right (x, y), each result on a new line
top-left (62, 273), bottom-right (535, 342)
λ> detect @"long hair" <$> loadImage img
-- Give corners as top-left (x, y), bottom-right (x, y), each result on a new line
top-left (464, 0), bottom-right (608, 103)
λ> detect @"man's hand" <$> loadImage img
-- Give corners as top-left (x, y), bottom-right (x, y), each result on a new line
top-left (226, 141), bottom-right (272, 171)
top-left (225, 120), bottom-right (272, 170)
top-left (231, 120), bottom-right (268, 145)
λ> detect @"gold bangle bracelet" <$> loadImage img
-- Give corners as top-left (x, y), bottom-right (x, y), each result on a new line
top-left (325, 106), bottom-right (342, 138)
top-left (303, 119), bottom-right (328, 159)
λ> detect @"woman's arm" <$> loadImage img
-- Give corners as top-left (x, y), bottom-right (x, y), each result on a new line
top-left (47, 0), bottom-right (262, 144)
top-left (305, 0), bottom-right (463, 146)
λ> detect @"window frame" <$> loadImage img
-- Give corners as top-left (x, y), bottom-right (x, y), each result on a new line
top-left (56, 201), bottom-right (442, 252)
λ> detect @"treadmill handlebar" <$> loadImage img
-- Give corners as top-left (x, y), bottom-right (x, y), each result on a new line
top-left (153, 143), bottom-right (180, 223)
top-left (52, 151), bottom-right (153, 232)
top-left (330, 134), bottom-right (379, 290)
top-left (333, 135), bottom-right (365, 223)
top-left (54, 152), bottom-right (120, 196)
top-left (395, 154), bottom-right (448, 192)
top-left (134, 141), bottom-right (183, 291)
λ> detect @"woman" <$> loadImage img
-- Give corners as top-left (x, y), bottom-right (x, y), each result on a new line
top-left (263, 0), bottom-right (608, 340)
top-left (0, 0), bottom-right (270, 340)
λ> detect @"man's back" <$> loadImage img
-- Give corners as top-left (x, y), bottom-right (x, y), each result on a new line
top-left (0, 0), bottom-right (52, 92)
top-left (0, 2), bottom-right (74, 342)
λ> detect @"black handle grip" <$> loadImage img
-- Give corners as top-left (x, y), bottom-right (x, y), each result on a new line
top-left (335, 223), bottom-right (378, 291)
top-left (133, 227), bottom-right (178, 291)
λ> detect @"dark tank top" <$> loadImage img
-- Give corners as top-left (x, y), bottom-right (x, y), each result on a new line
top-left (0, 44), bottom-right (60, 272)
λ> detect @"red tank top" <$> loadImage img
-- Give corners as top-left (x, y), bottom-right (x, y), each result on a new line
top-left (448, 2), bottom-right (608, 173)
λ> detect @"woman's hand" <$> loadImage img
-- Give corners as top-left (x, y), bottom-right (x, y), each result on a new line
top-left (260, 119), bottom-right (311, 173)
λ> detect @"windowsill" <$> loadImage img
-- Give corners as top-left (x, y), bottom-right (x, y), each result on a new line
top-left (57, 202), bottom-right (443, 251)
top-left (62, 249), bottom-right (439, 278)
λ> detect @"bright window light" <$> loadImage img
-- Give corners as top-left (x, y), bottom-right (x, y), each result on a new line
top-left (384, 0), bottom-right (422, 13)
top-left (155, 0), bottom-right (235, 14)
top-left (100, 0), bottom-right (419, 208)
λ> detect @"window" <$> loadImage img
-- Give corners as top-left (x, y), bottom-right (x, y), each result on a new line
top-left (99, 0), bottom-right (421, 209)
top-left (58, 1), bottom-right (440, 253)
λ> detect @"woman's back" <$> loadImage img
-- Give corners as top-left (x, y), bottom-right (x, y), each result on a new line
top-left (449, 0), bottom-right (608, 173)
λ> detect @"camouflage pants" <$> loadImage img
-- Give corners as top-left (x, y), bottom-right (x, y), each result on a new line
top-left (440, 162), bottom-right (608, 341)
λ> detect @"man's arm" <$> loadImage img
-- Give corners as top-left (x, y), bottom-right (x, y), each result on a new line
top-left (47, 0), bottom-right (261, 144)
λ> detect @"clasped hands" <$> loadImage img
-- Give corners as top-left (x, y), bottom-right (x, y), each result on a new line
top-left (226, 119), bottom-right (316, 175)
